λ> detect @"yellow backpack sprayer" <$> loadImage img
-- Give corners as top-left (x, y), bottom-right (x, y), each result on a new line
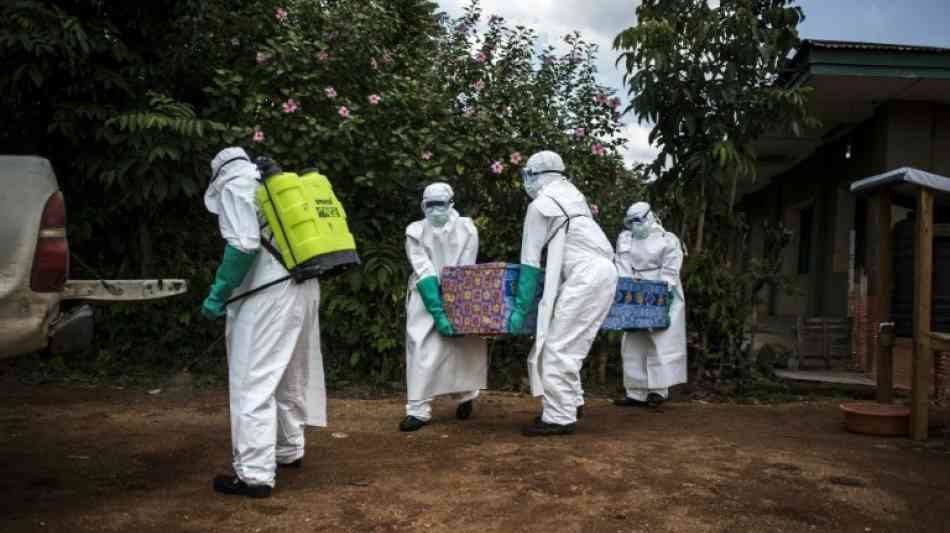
top-left (224, 155), bottom-right (360, 304)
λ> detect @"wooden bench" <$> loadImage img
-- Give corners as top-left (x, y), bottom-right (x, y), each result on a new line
top-left (794, 317), bottom-right (852, 370)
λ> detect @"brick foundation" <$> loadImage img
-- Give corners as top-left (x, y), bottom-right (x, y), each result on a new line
top-left (849, 294), bottom-right (869, 371)
top-left (936, 351), bottom-right (950, 401)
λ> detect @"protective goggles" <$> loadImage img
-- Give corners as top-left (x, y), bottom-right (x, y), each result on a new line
top-left (422, 199), bottom-right (452, 209)
top-left (520, 168), bottom-right (563, 181)
top-left (624, 210), bottom-right (651, 225)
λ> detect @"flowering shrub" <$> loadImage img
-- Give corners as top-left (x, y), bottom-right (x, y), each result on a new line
top-left (6, 0), bottom-right (641, 386)
top-left (202, 0), bottom-right (640, 382)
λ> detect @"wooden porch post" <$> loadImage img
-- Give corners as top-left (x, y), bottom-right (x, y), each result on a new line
top-left (911, 186), bottom-right (934, 441)
top-left (875, 191), bottom-right (893, 403)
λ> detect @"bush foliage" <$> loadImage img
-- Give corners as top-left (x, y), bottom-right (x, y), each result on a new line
top-left (3, 0), bottom-right (640, 388)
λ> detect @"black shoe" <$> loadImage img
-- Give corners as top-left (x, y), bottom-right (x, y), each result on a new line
top-left (213, 475), bottom-right (271, 498)
top-left (646, 393), bottom-right (666, 408)
top-left (399, 415), bottom-right (427, 432)
top-left (456, 400), bottom-right (473, 420)
top-left (613, 396), bottom-right (650, 408)
top-left (277, 458), bottom-right (302, 469)
top-left (522, 420), bottom-right (576, 437)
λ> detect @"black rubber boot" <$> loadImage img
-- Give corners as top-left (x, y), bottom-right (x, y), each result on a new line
top-left (522, 420), bottom-right (576, 437)
top-left (646, 392), bottom-right (666, 408)
top-left (613, 396), bottom-right (650, 408)
top-left (399, 415), bottom-right (428, 432)
top-left (456, 400), bottom-right (473, 420)
top-left (213, 475), bottom-right (271, 498)
top-left (277, 458), bottom-right (302, 469)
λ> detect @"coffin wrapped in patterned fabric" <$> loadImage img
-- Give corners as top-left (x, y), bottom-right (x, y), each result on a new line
top-left (441, 262), bottom-right (543, 336)
top-left (600, 277), bottom-right (671, 331)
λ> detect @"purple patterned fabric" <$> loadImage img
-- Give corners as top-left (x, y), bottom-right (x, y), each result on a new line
top-left (441, 263), bottom-right (541, 336)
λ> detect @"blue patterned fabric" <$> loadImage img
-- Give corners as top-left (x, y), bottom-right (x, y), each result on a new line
top-left (600, 277), bottom-right (670, 331)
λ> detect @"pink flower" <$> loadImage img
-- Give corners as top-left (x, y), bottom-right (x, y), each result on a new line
top-left (590, 204), bottom-right (600, 217)
top-left (256, 51), bottom-right (268, 64)
top-left (338, 106), bottom-right (350, 119)
top-left (275, 7), bottom-right (288, 23)
top-left (317, 51), bottom-right (329, 62)
top-left (595, 94), bottom-right (608, 106)
top-left (608, 96), bottom-right (621, 110)
top-left (574, 127), bottom-right (586, 138)
top-left (421, 150), bottom-right (433, 161)
top-left (472, 79), bottom-right (485, 92)
top-left (282, 98), bottom-right (299, 113)
top-left (252, 128), bottom-right (265, 143)
top-left (491, 161), bottom-right (504, 175)
top-left (591, 143), bottom-right (606, 156)
top-left (475, 52), bottom-right (488, 63)
top-left (325, 86), bottom-right (337, 98)
top-left (368, 94), bottom-right (381, 105)
top-left (509, 152), bottom-right (523, 165)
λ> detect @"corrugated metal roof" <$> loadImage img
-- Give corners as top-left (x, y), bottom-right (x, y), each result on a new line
top-left (806, 39), bottom-right (950, 54)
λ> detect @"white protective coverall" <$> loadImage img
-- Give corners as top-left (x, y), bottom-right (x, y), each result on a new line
top-left (404, 184), bottom-right (487, 420)
top-left (616, 203), bottom-right (687, 400)
top-left (521, 152), bottom-right (618, 425)
top-left (205, 147), bottom-right (326, 488)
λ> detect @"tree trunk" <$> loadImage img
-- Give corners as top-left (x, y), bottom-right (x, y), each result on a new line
top-left (728, 171), bottom-right (738, 213)
top-left (139, 215), bottom-right (154, 278)
top-left (695, 179), bottom-right (707, 254)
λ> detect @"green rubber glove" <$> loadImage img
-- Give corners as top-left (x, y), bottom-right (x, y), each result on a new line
top-left (416, 275), bottom-right (455, 336)
top-left (508, 264), bottom-right (541, 335)
top-left (201, 244), bottom-right (259, 319)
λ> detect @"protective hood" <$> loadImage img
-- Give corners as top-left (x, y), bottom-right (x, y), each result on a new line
top-left (523, 150), bottom-right (566, 199)
top-left (205, 147), bottom-right (260, 216)
top-left (204, 147), bottom-right (263, 252)
top-left (624, 201), bottom-right (663, 239)
top-left (421, 182), bottom-right (455, 228)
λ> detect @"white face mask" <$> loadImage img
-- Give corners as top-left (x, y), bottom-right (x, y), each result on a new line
top-left (426, 210), bottom-right (450, 227)
top-left (522, 169), bottom-right (562, 199)
top-left (525, 179), bottom-right (543, 199)
top-left (631, 222), bottom-right (651, 240)
top-left (423, 199), bottom-right (452, 227)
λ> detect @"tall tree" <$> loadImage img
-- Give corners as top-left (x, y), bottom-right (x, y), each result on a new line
top-left (613, 0), bottom-right (816, 377)
top-left (614, 0), bottom-right (818, 251)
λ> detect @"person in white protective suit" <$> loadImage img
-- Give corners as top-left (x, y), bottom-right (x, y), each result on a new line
top-left (201, 147), bottom-right (326, 498)
top-left (509, 151), bottom-right (618, 436)
top-left (613, 201), bottom-right (687, 409)
top-left (400, 182), bottom-right (488, 432)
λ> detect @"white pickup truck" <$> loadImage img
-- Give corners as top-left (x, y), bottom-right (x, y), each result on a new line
top-left (0, 156), bottom-right (188, 359)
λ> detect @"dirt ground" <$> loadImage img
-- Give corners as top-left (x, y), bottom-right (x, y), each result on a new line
top-left (1, 371), bottom-right (949, 533)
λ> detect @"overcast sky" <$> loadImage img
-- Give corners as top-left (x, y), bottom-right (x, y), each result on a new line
top-left (436, 0), bottom-right (950, 167)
